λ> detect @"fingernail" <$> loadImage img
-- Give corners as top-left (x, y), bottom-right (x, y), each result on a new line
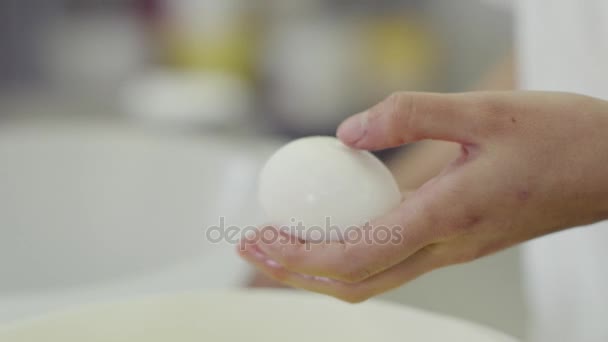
top-left (300, 273), bottom-right (333, 283)
top-left (243, 242), bottom-right (283, 269)
top-left (264, 257), bottom-right (281, 268)
top-left (337, 111), bottom-right (368, 145)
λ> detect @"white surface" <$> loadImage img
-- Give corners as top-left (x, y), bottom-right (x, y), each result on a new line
top-left (258, 136), bottom-right (401, 241)
top-left (0, 121), bottom-right (280, 323)
top-left (516, 1), bottom-right (608, 341)
top-left (0, 290), bottom-right (518, 342)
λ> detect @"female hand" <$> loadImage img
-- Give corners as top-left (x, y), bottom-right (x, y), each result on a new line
top-left (240, 91), bottom-right (608, 302)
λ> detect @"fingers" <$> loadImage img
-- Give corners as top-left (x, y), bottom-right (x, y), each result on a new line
top-left (337, 92), bottom-right (494, 150)
top-left (239, 240), bottom-right (442, 303)
top-left (242, 162), bottom-right (483, 284)
top-left (241, 201), bottom-right (435, 283)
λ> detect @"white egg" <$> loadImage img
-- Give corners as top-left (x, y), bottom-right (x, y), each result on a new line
top-left (258, 136), bottom-right (401, 241)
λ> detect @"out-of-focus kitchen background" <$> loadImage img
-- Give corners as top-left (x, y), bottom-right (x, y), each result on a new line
top-left (0, 0), bottom-right (522, 339)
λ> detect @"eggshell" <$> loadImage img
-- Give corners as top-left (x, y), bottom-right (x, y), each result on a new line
top-left (258, 136), bottom-right (401, 241)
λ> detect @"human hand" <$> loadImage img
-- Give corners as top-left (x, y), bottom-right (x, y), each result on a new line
top-left (239, 91), bottom-right (608, 302)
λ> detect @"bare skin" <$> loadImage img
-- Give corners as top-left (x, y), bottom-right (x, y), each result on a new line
top-left (389, 55), bottom-right (517, 190)
top-left (240, 90), bottom-right (608, 302)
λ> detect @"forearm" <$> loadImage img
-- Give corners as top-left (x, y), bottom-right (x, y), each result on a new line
top-left (388, 54), bottom-right (516, 190)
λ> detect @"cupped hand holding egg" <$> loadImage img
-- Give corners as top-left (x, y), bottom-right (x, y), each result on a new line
top-left (258, 136), bottom-right (401, 241)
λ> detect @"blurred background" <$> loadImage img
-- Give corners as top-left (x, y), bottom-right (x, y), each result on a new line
top-left (0, 0), bottom-right (521, 339)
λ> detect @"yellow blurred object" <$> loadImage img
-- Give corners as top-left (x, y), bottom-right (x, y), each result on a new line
top-left (360, 16), bottom-right (439, 94)
top-left (160, 21), bottom-right (257, 77)
top-left (153, 0), bottom-right (259, 79)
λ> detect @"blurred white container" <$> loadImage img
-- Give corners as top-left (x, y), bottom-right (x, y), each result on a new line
top-left (163, 0), bottom-right (249, 36)
top-left (39, 13), bottom-right (148, 95)
top-left (261, 16), bottom-right (363, 133)
top-left (121, 70), bottom-right (253, 127)
top-left (0, 290), bottom-right (519, 342)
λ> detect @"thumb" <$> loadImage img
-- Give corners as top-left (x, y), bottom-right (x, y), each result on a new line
top-left (337, 92), bottom-right (491, 150)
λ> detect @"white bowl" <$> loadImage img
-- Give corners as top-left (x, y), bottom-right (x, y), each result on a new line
top-left (0, 290), bottom-right (518, 342)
